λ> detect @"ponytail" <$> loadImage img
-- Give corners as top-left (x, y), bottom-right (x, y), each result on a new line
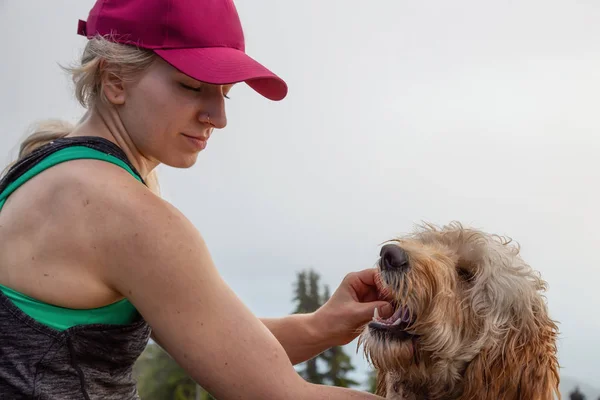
top-left (1, 119), bottom-right (74, 179)
top-left (18, 119), bottom-right (74, 159)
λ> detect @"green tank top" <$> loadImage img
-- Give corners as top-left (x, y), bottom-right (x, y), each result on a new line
top-left (0, 145), bottom-right (141, 331)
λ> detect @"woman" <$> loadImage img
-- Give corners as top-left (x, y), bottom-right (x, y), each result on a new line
top-left (0, 0), bottom-right (393, 399)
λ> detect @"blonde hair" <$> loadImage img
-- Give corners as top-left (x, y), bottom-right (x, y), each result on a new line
top-left (5, 35), bottom-right (160, 195)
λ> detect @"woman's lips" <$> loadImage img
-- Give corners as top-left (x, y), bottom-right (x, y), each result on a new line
top-left (182, 133), bottom-right (208, 150)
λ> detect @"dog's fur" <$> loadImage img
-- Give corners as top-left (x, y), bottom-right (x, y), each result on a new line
top-left (358, 222), bottom-right (560, 400)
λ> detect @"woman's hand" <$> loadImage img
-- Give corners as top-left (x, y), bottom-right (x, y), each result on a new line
top-left (313, 268), bottom-right (394, 347)
top-left (259, 268), bottom-right (394, 365)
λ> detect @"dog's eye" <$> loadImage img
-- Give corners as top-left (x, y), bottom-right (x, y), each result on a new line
top-left (457, 268), bottom-right (474, 282)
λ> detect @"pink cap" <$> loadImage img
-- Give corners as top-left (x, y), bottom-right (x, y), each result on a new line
top-left (77, 0), bottom-right (288, 101)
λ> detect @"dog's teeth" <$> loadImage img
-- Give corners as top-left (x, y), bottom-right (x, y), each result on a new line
top-left (374, 307), bottom-right (380, 320)
top-left (391, 318), bottom-right (402, 326)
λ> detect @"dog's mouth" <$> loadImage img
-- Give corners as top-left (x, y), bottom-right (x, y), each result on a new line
top-left (368, 302), bottom-right (416, 340)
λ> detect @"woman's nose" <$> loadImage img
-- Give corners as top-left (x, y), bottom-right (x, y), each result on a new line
top-left (199, 93), bottom-right (228, 129)
top-left (200, 107), bottom-right (227, 129)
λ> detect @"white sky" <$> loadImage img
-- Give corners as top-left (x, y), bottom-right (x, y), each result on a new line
top-left (1, 0), bottom-right (598, 388)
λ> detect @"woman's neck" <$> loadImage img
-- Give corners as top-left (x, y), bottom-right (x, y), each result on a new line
top-left (68, 106), bottom-right (158, 182)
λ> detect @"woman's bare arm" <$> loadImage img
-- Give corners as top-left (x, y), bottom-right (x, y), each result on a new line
top-left (259, 314), bottom-right (331, 365)
top-left (83, 164), bottom-right (383, 400)
top-left (154, 314), bottom-right (347, 367)
top-left (153, 313), bottom-right (327, 366)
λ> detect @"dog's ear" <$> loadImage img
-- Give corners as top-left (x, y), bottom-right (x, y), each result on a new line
top-left (461, 310), bottom-right (561, 400)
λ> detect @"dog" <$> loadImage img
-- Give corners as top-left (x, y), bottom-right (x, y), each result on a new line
top-left (358, 222), bottom-right (560, 400)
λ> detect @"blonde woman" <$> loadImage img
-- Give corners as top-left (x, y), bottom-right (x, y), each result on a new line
top-left (0, 1), bottom-right (393, 399)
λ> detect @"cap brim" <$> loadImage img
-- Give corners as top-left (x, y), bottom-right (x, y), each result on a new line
top-left (154, 47), bottom-right (288, 101)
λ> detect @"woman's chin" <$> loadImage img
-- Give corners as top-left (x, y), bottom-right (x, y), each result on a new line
top-left (163, 152), bottom-right (201, 169)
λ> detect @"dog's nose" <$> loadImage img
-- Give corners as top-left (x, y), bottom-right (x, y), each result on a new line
top-left (379, 244), bottom-right (409, 272)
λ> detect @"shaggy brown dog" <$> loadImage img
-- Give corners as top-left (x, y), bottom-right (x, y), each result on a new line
top-left (358, 222), bottom-right (560, 400)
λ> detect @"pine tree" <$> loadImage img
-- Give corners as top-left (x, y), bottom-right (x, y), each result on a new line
top-left (320, 346), bottom-right (359, 387)
top-left (293, 271), bottom-right (311, 313)
top-left (319, 283), bottom-right (359, 388)
top-left (366, 369), bottom-right (377, 393)
top-left (134, 343), bottom-right (197, 399)
top-left (291, 269), bottom-right (358, 388)
top-left (569, 386), bottom-right (586, 400)
top-left (292, 269), bottom-right (324, 384)
top-left (307, 270), bottom-right (323, 311)
top-left (133, 343), bottom-right (215, 400)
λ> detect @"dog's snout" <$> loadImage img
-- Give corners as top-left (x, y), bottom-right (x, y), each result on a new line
top-left (379, 244), bottom-right (409, 271)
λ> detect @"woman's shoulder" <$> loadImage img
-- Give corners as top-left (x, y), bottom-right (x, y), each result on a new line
top-left (38, 155), bottom-right (151, 208)
top-left (45, 155), bottom-right (205, 286)
top-left (48, 156), bottom-right (180, 231)
top-left (11, 152), bottom-right (183, 257)
top-left (0, 152), bottom-right (182, 308)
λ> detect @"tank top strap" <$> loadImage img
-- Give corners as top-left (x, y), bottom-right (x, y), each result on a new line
top-left (0, 137), bottom-right (145, 210)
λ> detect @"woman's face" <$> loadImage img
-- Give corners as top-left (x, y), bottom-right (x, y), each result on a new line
top-left (112, 57), bottom-right (233, 169)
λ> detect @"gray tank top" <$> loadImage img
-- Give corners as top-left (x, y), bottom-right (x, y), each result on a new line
top-left (0, 137), bottom-right (152, 399)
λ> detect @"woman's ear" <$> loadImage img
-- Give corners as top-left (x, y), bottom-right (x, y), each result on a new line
top-left (100, 60), bottom-right (126, 105)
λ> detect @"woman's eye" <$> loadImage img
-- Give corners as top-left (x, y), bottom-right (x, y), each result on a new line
top-left (180, 83), bottom-right (231, 99)
top-left (180, 83), bottom-right (203, 92)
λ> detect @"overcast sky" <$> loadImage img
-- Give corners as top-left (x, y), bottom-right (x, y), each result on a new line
top-left (1, 0), bottom-right (598, 388)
